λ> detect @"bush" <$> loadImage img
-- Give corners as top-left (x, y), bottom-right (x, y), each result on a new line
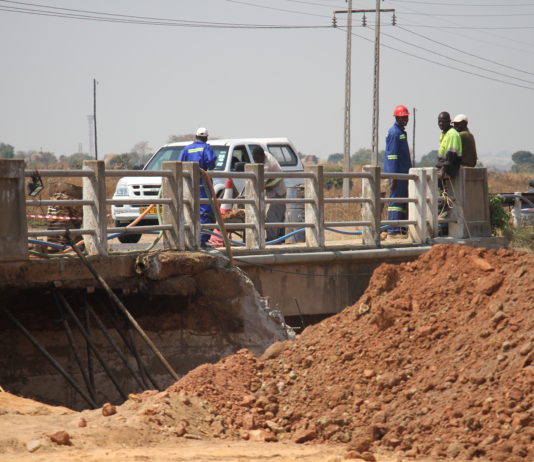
top-left (489, 194), bottom-right (511, 235)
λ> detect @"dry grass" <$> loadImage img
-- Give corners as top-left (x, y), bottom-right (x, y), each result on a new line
top-left (487, 171), bottom-right (532, 194)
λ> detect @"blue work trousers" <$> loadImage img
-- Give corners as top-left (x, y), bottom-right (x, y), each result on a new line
top-left (200, 204), bottom-right (214, 245)
top-left (387, 180), bottom-right (408, 235)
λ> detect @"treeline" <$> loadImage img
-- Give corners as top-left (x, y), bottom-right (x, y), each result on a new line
top-left (0, 141), bottom-right (154, 169)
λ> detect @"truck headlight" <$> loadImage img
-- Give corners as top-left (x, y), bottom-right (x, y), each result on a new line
top-left (115, 185), bottom-right (128, 196)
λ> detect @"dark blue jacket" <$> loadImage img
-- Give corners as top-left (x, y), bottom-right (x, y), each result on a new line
top-left (384, 122), bottom-right (412, 174)
top-left (179, 141), bottom-right (217, 201)
top-left (179, 141), bottom-right (217, 170)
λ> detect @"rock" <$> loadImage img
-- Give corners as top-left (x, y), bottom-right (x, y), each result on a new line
top-left (26, 439), bottom-right (41, 452)
top-left (293, 429), bottom-right (316, 443)
top-left (492, 311), bottom-right (507, 325)
top-left (469, 256), bottom-right (494, 271)
top-left (358, 452), bottom-right (376, 462)
top-left (101, 403), bottom-right (117, 417)
top-left (242, 413), bottom-right (256, 430)
top-left (50, 430), bottom-right (71, 446)
top-left (446, 441), bottom-right (463, 458)
top-left (240, 395), bottom-right (256, 407)
top-left (349, 436), bottom-right (372, 452)
top-left (519, 342), bottom-right (531, 356)
top-left (248, 429), bottom-right (277, 442)
top-left (265, 420), bottom-right (284, 434)
top-left (78, 417), bottom-right (87, 428)
top-left (175, 424), bottom-right (187, 437)
top-left (362, 369), bottom-right (376, 378)
top-left (260, 341), bottom-right (287, 360)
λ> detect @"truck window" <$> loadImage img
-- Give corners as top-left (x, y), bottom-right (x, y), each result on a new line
top-left (213, 146), bottom-right (230, 170)
top-left (230, 145), bottom-right (250, 171)
top-left (267, 144), bottom-right (298, 166)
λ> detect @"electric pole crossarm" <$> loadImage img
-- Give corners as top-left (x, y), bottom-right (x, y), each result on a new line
top-left (334, 9), bottom-right (394, 14)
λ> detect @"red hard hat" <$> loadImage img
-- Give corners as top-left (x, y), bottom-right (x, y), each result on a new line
top-left (393, 105), bottom-right (410, 117)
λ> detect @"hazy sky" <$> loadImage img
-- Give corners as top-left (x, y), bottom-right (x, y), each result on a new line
top-left (1, 0), bottom-right (533, 167)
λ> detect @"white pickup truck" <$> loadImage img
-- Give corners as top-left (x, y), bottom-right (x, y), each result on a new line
top-left (111, 137), bottom-right (304, 243)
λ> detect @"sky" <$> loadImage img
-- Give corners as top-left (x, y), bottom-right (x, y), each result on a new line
top-left (1, 0), bottom-right (534, 168)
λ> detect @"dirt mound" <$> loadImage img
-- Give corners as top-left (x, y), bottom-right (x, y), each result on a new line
top-left (167, 244), bottom-right (533, 461)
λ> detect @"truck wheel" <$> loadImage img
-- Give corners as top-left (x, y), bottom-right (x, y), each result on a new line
top-left (118, 233), bottom-right (142, 244)
top-left (115, 221), bottom-right (142, 244)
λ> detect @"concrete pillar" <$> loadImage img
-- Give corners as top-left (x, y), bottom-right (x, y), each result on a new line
top-left (182, 162), bottom-right (200, 250)
top-left (82, 160), bottom-right (108, 256)
top-left (0, 159), bottom-right (28, 261)
top-left (408, 168), bottom-right (428, 244)
top-left (162, 161), bottom-right (184, 250)
top-left (426, 168), bottom-right (439, 238)
top-left (304, 165), bottom-right (324, 248)
top-left (245, 163), bottom-right (265, 250)
top-left (362, 165), bottom-right (381, 247)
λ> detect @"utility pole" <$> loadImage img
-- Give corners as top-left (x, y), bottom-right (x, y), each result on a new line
top-left (371, 0), bottom-right (381, 166)
top-left (93, 79), bottom-right (98, 160)
top-left (87, 115), bottom-right (95, 159)
top-left (343, 0), bottom-right (353, 198)
top-left (334, 4), bottom-right (395, 168)
top-left (412, 107), bottom-right (416, 167)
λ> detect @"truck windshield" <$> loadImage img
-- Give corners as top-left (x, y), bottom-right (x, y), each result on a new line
top-left (145, 146), bottom-right (184, 171)
top-left (145, 145), bottom-right (229, 171)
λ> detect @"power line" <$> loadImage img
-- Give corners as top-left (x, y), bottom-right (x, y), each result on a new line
top-left (396, 25), bottom-right (534, 77)
top-left (389, 0), bottom-right (534, 6)
top-left (224, 0), bottom-right (332, 18)
top-left (391, 0), bottom-right (534, 51)
top-left (336, 27), bottom-right (534, 91)
top-left (400, 11), bottom-right (534, 16)
top-left (0, 3), bottom-right (330, 28)
top-left (377, 27), bottom-right (534, 84)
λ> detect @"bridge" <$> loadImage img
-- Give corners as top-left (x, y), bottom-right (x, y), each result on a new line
top-left (1, 158), bottom-right (498, 316)
top-left (0, 159), bottom-right (504, 409)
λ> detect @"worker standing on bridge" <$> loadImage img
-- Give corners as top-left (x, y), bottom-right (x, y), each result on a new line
top-left (179, 127), bottom-right (217, 248)
top-left (251, 146), bottom-right (287, 244)
top-left (437, 112), bottom-right (462, 178)
top-left (452, 114), bottom-right (477, 168)
top-left (384, 105), bottom-right (412, 237)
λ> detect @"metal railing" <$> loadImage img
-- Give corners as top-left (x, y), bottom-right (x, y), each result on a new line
top-left (0, 159), bottom-right (491, 261)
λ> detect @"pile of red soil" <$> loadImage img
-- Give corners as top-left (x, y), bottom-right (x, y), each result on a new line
top-left (168, 244), bottom-right (533, 461)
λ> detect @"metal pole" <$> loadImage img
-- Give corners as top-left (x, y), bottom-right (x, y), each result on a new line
top-left (54, 294), bottom-right (97, 404)
top-left (371, 0), bottom-right (381, 166)
top-left (56, 291), bottom-right (129, 401)
top-left (412, 107), bottom-right (416, 167)
top-left (66, 231), bottom-right (180, 381)
top-left (85, 300), bottom-right (146, 390)
top-left (343, 0), bottom-right (353, 198)
top-left (2, 307), bottom-right (98, 409)
top-left (99, 295), bottom-right (159, 389)
top-left (93, 78), bottom-right (98, 160)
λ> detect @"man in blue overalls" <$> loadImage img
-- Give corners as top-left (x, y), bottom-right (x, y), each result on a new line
top-left (384, 105), bottom-right (412, 237)
top-left (179, 127), bottom-right (217, 247)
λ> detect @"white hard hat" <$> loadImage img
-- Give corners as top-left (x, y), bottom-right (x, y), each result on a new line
top-left (196, 127), bottom-right (209, 137)
top-left (452, 114), bottom-right (467, 123)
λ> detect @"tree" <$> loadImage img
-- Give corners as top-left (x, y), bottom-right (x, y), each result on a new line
top-left (327, 153), bottom-right (343, 164)
top-left (511, 150), bottom-right (534, 172)
top-left (0, 142), bottom-right (15, 159)
top-left (130, 141), bottom-right (153, 167)
top-left (60, 153), bottom-right (92, 169)
top-left (416, 150), bottom-right (439, 167)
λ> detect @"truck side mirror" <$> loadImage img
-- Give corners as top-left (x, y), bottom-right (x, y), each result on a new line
top-left (234, 162), bottom-right (246, 172)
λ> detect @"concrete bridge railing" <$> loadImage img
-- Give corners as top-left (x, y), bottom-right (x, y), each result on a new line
top-left (0, 159), bottom-right (491, 261)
